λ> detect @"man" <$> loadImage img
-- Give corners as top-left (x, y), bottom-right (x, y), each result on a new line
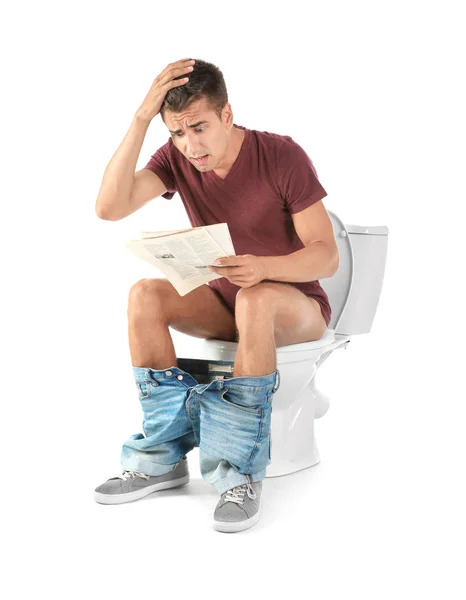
top-left (94, 58), bottom-right (339, 533)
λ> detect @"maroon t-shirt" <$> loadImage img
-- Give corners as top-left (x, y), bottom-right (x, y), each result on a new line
top-left (143, 124), bottom-right (331, 326)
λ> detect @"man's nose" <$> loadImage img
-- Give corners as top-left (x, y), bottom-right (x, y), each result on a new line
top-left (184, 132), bottom-right (202, 157)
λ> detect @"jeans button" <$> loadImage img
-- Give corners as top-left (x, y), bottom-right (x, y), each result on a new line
top-left (165, 370), bottom-right (173, 376)
top-left (177, 374), bottom-right (183, 380)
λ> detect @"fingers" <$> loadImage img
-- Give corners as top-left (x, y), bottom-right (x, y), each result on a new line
top-left (165, 75), bottom-right (189, 90)
top-left (159, 58), bottom-right (196, 89)
top-left (169, 58), bottom-right (195, 73)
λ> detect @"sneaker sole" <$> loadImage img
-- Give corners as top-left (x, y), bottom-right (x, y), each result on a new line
top-left (94, 474), bottom-right (190, 505)
top-left (213, 509), bottom-right (261, 533)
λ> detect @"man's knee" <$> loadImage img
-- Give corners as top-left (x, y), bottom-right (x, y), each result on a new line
top-left (128, 278), bottom-right (174, 321)
top-left (235, 284), bottom-right (279, 319)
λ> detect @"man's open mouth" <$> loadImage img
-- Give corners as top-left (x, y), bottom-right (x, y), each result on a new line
top-left (192, 155), bottom-right (209, 164)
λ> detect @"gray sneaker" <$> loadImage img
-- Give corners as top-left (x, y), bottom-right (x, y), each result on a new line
top-left (213, 481), bottom-right (262, 533)
top-left (94, 457), bottom-right (190, 505)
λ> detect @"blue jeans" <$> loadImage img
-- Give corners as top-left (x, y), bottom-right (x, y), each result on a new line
top-left (121, 365), bottom-right (280, 495)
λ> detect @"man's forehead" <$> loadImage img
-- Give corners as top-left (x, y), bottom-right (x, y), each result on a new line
top-left (165, 98), bottom-right (212, 126)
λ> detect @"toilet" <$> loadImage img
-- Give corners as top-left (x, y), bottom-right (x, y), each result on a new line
top-left (173, 211), bottom-right (389, 477)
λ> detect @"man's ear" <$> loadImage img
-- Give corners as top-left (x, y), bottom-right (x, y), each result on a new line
top-left (222, 103), bottom-right (234, 128)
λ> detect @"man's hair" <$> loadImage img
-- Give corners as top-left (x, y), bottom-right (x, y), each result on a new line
top-left (161, 59), bottom-right (228, 121)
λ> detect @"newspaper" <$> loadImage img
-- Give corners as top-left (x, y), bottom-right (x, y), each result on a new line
top-left (124, 223), bottom-right (236, 296)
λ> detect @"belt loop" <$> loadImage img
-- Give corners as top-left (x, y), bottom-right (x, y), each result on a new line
top-left (273, 369), bottom-right (280, 392)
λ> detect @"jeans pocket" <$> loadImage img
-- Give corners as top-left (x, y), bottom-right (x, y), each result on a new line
top-left (219, 384), bottom-right (269, 414)
top-left (136, 380), bottom-right (150, 399)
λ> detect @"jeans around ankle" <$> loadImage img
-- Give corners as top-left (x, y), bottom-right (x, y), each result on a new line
top-left (120, 365), bottom-right (280, 495)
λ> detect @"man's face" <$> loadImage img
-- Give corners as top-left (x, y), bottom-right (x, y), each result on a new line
top-left (162, 97), bottom-right (232, 172)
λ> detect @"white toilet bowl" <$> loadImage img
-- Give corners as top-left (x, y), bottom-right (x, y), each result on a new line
top-left (174, 211), bottom-right (389, 478)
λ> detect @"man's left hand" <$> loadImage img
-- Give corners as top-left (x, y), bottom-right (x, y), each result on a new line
top-left (208, 254), bottom-right (268, 288)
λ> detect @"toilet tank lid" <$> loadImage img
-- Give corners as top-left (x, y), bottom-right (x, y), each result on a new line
top-left (346, 224), bottom-right (389, 235)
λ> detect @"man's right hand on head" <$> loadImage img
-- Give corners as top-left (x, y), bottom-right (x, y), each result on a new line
top-left (136, 58), bottom-right (195, 122)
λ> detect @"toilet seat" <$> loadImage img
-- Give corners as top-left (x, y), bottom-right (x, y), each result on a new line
top-left (188, 328), bottom-right (339, 364)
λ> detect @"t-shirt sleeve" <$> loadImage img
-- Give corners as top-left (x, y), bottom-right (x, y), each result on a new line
top-left (276, 138), bottom-right (328, 214)
top-left (143, 141), bottom-right (177, 200)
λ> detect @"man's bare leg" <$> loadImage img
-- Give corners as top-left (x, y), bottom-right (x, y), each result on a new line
top-left (128, 279), bottom-right (237, 369)
top-left (233, 282), bottom-right (327, 377)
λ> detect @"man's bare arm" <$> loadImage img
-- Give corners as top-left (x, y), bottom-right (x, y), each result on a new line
top-left (95, 114), bottom-right (155, 221)
top-left (95, 58), bottom-right (195, 221)
top-left (123, 167), bottom-right (168, 220)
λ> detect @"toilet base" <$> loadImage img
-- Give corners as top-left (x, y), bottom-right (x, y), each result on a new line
top-left (266, 460), bottom-right (321, 478)
top-left (265, 419), bottom-right (321, 478)
top-left (265, 449), bottom-right (321, 478)
top-left (263, 362), bottom-right (323, 478)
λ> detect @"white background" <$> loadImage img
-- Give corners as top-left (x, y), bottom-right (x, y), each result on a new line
top-left (1, 0), bottom-right (465, 598)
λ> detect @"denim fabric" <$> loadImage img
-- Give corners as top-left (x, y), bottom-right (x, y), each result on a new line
top-left (121, 365), bottom-right (280, 495)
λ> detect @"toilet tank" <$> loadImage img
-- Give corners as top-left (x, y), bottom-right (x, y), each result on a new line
top-left (320, 211), bottom-right (389, 335)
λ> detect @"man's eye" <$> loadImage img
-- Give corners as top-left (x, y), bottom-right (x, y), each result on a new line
top-left (173, 127), bottom-right (204, 137)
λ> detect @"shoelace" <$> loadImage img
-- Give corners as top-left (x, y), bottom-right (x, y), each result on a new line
top-left (116, 471), bottom-right (150, 481)
top-left (224, 483), bottom-right (257, 505)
